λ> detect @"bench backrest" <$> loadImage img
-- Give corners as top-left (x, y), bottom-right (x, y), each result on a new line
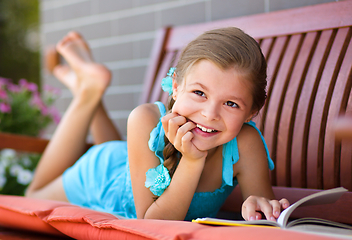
top-left (141, 1), bottom-right (352, 192)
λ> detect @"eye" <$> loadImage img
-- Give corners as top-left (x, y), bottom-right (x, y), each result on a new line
top-left (225, 101), bottom-right (239, 108)
top-left (193, 90), bottom-right (205, 97)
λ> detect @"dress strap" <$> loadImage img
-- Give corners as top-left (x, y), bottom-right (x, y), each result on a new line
top-left (148, 102), bottom-right (167, 164)
top-left (222, 120), bottom-right (274, 187)
top-left (154, 101), bottom-right (167, 117)
top-left (145, 102), bottom-right (171, 196)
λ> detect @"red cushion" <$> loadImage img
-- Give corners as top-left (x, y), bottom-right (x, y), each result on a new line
top-left (0, 195), bottom-right (340, 240)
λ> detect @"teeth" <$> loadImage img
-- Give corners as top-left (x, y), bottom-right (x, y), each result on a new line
top-left (197, 124), bottom-right (215, 133)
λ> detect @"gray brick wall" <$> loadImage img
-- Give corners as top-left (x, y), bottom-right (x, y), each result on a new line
top-left (40, 0), bottom-right (336, 139)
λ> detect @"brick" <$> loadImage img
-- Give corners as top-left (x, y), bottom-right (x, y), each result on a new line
top-left (139, 38), bottom-right (154, 58)
top-left (115, 66), bottom-right (147, 85)
top-left (43, 29), bottom-right (70, 45)
top-left (42, 74), bottom-right (67, 91)
top-left (118, 13), bottom-right (156, 35)
top-left (96, 0), bottom-right (134, 14)
top-left (136, 0), bottom-right (174, 7)
top-left (114, 118), bottom-right (128, 138)
top-left (211, 0), bottom-right (265, 21)
top-left (98, 42), bottom-right (134, 62)
top-left (103, 91), bottom-right (140, 111)
top-left (62, 2), bottom-right (92, 20)
top-left (41, 8), bottom-right (58, 24)
top-left (159, 2), bottom-right (206, 27)
top-left (55, 97), bottom-right (72, 113)
top-left (77, 21), bottom-right (112, 40)
top-left (268, 0), bottom-right (334, 12)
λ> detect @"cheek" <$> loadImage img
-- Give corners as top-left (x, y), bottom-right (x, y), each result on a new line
top-left (171, 100), bottom-right (183, 114)
top-left (171, 97), bottom-right (192, 115)
top-left (225, 117), bottom-right (245, 135)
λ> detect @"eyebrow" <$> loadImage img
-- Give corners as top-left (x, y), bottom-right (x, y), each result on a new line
top-left (189, 82), bottom-right (248, 107)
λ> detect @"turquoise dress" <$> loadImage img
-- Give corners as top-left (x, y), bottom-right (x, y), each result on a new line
top-left (62, 102), bottom-right (274, 221)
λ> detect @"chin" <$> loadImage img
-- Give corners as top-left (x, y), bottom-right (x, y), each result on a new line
top-left (192, 139), bottom-right (215, 152)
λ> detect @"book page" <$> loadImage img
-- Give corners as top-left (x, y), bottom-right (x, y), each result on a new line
top-left (277, 187), bottom-right (348, 227)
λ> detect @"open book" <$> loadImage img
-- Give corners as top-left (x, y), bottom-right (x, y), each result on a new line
top-left (193, 187), bottom-right (352, 237)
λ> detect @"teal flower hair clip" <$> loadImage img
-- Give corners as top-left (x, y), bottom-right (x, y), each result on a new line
top-left (145, 163), bottom-right (171, 196)
top-left (161, 67), bottom-right (176, 95)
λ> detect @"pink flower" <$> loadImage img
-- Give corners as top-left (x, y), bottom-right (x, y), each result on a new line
top-left (30, 92), bottom-right (45, 109)
top-left (49, 107), bottom-right (61, 124)
top-left (0, 89), bottom-right (8, 100)
top-left (0, 102), bottom-right (11, 113)
top-left (19, 79), bottom-right (38, 92)
top-left (7, 83), bottom-right (21, 93)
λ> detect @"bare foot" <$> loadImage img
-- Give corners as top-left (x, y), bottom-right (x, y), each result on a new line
top-left (53, 31), bottom-right (111, 99)
top-left (45, 45), bottom-right (60, 73)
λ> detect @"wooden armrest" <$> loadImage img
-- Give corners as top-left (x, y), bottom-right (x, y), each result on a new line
top-left (0, 132), bottom-right (49, 153)
top-left (0, 132), bottom-right (93, 154)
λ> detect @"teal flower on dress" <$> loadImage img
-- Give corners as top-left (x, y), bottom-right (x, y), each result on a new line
top-left (161, 67), bottom-right (176, 95)
top-left (145, 164), bottom-right (171, 196)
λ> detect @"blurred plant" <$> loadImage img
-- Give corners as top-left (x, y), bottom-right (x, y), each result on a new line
top-left (0, 148), bottom-right (40, 195)
top-left (0, 0), bottom-right (40, 86)
top-left (0, 77), bottom-right (60, 136)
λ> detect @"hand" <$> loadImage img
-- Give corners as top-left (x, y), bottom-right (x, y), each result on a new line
top-left (161, 112), bottom-right (207, 161)
top-left (242, 196), bottom-right (290, 221)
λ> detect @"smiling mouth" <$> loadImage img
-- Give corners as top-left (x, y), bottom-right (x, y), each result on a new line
top-left (196, 124), bottom-right (218, 133)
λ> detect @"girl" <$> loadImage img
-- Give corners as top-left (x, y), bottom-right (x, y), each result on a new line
top-left (26, 27), bottom-right (289, 222)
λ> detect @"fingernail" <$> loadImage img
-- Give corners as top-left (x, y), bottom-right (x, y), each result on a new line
top-left (270, 217), bottom-right (276, 221)
top-left (249, 217), bottom-right (255, 221)
top-left (275, 211), bottom-right (280, 216)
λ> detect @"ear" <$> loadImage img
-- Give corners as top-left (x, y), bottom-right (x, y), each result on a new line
top-left (172, 79), bottom-right (179, 100)
top-left (246, 110), bottom-right (258, 122)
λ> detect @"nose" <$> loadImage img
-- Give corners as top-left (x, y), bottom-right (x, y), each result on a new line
top-left (201, 102), bottom-right (220, 121)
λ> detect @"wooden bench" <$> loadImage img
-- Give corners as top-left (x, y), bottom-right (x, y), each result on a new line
top-left (0, 0), bottom-right (351, 225)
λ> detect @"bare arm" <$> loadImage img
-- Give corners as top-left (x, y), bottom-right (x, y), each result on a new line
top-left (234, 125), bottom-right (289, 221)
top-left (127, 104), bottom-right (205, 220)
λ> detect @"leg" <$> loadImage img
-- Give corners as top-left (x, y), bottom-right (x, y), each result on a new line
top-left (26, 32), bottom-right (111, 199)
top-left (52, 33), bottom-right (122, 143)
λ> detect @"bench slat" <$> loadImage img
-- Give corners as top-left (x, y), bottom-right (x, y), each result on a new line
top-left (265, 34), bottom-right (303, 186)
top-left (252, 38), bottom-right (275, 132)
top-left (257, 37), bottom-right (289, 145)
top-left (291, 29), bottom-right (334, 188)
top-left (323, 29), bottom-right (352, 189)
top-left (307, 27), bottom-right (350, 189)
top-left (278, 32), bottom-right (318, 188)
top-left (340, 92), bottom-right (352, 190)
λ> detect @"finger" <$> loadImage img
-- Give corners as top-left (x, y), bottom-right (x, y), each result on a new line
top-left (161, 112), bottom-right (178, 134)
top-left (279, 198), bottom-right (290, 209)
top-left (180, 131), bottom-right (195, 152)
top-left (163, 115), bottom-right (186, 142)
top-left (174, 121), bottom-right (196, 150)
top-left (242, 196), bottom-right (258, 221)
top-left (269, 200), bottom-right (282, 219)
top-left (258, 200), bottom-right (276, 221)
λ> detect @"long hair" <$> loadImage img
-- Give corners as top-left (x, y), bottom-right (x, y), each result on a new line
top-left (163, 27), bottom-right (267, 177)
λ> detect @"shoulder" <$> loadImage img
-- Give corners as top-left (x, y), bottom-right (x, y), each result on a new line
top-left (127, 103), bottom-right (163, 151)
top-left (128, 103), bottom-right (161, 128)
top-left (127, 103), bottom-right (162, 166)
top-left (237, 124), bottom-right (264, 152)
top-left (235, 124), bottom-right (267, 169)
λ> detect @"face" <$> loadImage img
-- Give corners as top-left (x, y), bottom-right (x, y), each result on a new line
top-left (172, 60), bottom-right (256, 151)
